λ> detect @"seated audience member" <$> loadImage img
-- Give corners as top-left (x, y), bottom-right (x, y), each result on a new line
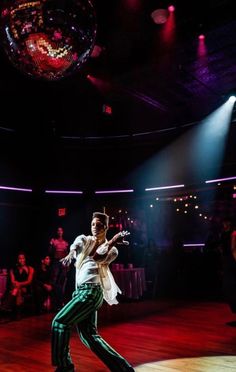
top-left (34, 255), bottom-right (62, 313)
top-left (1, 252), bottom-right (34, 318)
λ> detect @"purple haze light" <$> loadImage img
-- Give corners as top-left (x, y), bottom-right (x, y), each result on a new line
top-left (95, 189), bottom-right (134, 194)
top-left (0, 185), bottom-right (32, 192)
top-left (145, 184), bottom-right (185, 191)
top-left (45, 190), bottom-right (83, 194)
top-left (205, 176), bottom-right (236, 183)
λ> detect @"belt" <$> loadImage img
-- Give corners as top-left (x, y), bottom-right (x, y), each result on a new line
top-left (78, 283), bottom-right (101, 289)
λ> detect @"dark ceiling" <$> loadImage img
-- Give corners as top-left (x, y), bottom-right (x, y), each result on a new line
top-left (0, 0), bottom-right (236, 189)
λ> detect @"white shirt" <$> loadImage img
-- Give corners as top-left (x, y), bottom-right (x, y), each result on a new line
top-left (70, 234), bottom-right (121, 305)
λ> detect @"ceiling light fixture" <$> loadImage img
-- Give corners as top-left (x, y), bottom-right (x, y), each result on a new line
top-left (0, 185), bottom-right (32, 192)
top-left (145, 184), bottom-right (185, 191)
top-left (45, 190), bottom-right (83, 194)
top-left (95, 189), bottom-right (134, 194)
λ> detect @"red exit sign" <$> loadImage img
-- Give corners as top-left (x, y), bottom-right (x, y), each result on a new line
top-left (58, 208), bottom-right (66, 216)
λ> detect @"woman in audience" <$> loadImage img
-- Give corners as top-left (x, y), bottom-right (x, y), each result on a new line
top-left (0, 252), bottom-right (34, 318)
top-left (49, 227), bottom-right (69, 296)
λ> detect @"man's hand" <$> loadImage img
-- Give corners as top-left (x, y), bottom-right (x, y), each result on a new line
top-left (60, 250), bottom-right (75, 266)
top-left (112, 231), bottom-right (130, 246)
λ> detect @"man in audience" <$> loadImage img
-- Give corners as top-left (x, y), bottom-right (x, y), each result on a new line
top-left (34, 255), bottom-right (62, 313)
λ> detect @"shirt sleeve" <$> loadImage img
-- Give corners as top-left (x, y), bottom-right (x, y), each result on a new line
top-left (70, 234), bottom-right (87, 254)
top-left (95, 244), bottom-right (118, 264)
top-left (104, 247), bottom-right (118, 264)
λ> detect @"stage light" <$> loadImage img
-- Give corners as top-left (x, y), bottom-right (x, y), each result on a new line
top-left (228, 96), bottom-right (236, 103)
top-left (198, 34), bottom-right (205, 40)
top-left (168, 5), bottom-right (175, 13)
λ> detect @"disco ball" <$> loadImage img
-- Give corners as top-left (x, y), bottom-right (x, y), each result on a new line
top-left (0, 0), bottom-right (97, 80)
top-left (151, 9), bottom-right (168, 24)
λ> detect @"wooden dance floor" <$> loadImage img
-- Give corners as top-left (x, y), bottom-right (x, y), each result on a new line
top-left (1, 299), bottom-right (236, 371)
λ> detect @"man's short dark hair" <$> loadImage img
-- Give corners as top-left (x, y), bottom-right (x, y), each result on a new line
top-left (92, 212), bottom-right (109, 228)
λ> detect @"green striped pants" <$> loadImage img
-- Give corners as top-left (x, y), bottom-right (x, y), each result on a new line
top-left (51, 283), bottom-right (134, 371)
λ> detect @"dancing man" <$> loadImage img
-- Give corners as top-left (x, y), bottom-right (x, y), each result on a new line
top-left (51, 211), bottom-right (135, 372)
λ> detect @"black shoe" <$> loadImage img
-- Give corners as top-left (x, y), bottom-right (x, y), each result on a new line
top-left (55, 364), bottom-right (75, 372)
